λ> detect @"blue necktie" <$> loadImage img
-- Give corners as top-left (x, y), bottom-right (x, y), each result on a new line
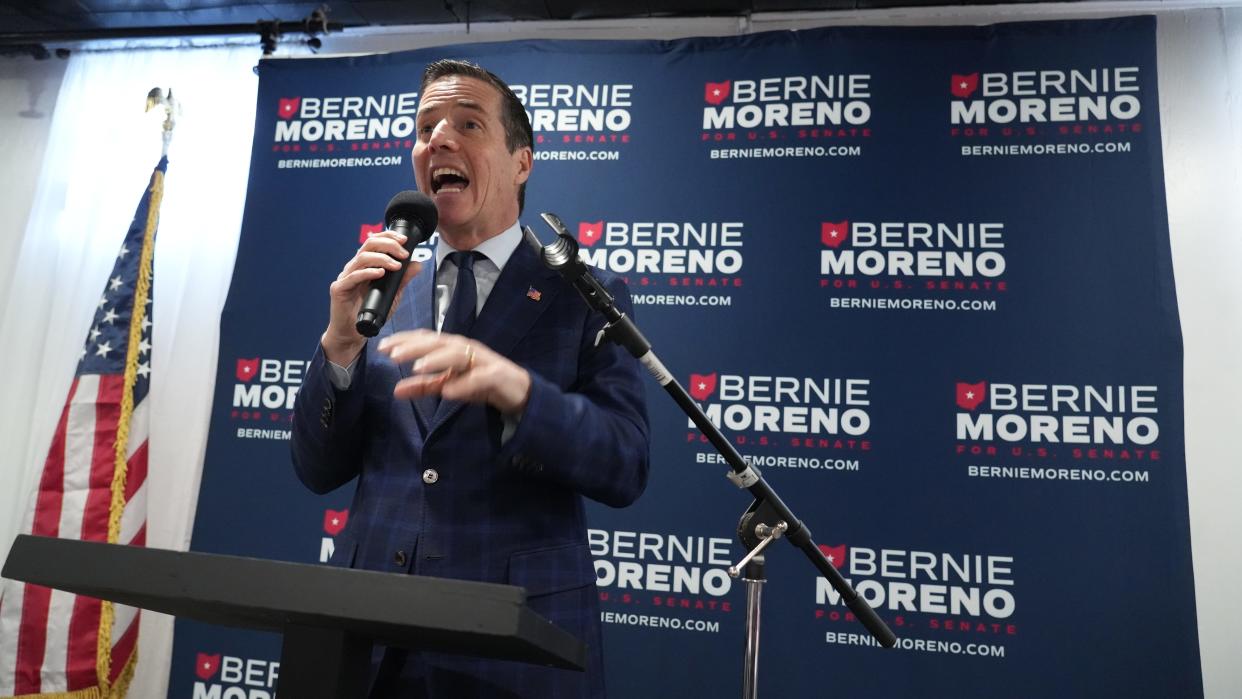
top-left (442, 251), bottom-right (483, 338)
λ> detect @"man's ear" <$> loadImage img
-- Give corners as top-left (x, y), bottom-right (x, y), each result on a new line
top-left (514, 146), bottom-right (533, 186)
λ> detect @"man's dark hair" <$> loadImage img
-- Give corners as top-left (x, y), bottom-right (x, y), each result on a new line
top-left (420, 59), bottom-right (533, 213)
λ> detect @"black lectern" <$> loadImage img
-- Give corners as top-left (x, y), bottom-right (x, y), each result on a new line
top-left (2, 535), bottom-right (585, 698)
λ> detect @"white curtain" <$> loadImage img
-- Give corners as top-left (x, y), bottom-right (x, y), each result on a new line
top-left (0, 44), bottom-right (259, 698)
top-left (0, 58), bottom-right (66, 302)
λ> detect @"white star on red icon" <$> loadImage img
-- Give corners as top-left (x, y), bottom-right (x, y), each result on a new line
top-left (959, 82), bottom-right (968, 90)
top-left (966, 391), bottom-right (975, 399)
top-left (697, 382), bottom-right (706, 391)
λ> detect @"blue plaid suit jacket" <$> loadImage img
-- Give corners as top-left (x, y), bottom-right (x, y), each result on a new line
top-left (291, 239), bottom-right (650, 698)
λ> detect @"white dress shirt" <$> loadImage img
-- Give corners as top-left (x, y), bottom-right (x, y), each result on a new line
top-left (432, 221), bottom-right (523, 329)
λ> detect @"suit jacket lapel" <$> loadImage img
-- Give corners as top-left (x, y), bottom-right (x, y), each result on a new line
top-left (393, 256), bottom-right (438, 431)
top-left (428, 241), bottom-right (562, 435)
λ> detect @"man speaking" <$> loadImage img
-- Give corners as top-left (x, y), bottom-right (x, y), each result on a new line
top-left (290, 59), bottom-right (650, 698)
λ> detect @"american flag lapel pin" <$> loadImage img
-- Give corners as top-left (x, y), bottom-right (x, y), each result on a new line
top-left (526, 286), bottom-right (542, 301)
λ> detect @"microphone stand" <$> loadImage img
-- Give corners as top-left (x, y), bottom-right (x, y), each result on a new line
top-left (529, 215), bottom-right (897, 699)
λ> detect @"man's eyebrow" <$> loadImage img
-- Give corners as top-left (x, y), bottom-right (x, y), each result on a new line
top-left (418, 98), bottom-right (485, 115)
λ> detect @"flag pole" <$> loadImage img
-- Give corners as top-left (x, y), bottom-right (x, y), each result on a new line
top-left (144, 87), bottom-right (177, 156)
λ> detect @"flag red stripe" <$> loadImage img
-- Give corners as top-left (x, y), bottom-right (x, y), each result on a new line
top-left (65, 595), bottom-right (100, 689)
top-left (81, 376), bottom-right (123, 544)
top-left (13, 378), bottom-right (80, 692)
top-left (123, 441), bottom-right (148, 503)
top-left (12, 583), bottom-right (51, 694)
top-left (63, 375), bottom-right (124, 690)
top-left (107, 609), bottom-right (139, 685)
top-left (31, 378), bottom-right (77, 539)
top-left (130, 523), bottom-right (146, 548)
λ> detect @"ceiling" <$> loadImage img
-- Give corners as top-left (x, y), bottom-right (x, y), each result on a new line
top-left (0, 0), bottom-right (1086, 41)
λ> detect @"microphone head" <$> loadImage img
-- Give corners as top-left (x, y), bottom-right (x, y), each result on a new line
top-left (537, 211), bottom-right (581, 272)
top-left (542, 233), bottom-right (579, 271)
top-left (385, 190), bottom-right (438, 240)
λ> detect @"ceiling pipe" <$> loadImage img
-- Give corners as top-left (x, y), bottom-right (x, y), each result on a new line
top-left (0, 19), bottom-right (355, 48)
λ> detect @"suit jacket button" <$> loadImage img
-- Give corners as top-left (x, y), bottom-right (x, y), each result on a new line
top-left (394, 550), bottom-right (407, 566)
top-left (422, 468), bottom-right (439, 484)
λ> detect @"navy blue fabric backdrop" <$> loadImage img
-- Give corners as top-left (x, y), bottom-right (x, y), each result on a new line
top-left (171, 16), bottom-right (1202, 698)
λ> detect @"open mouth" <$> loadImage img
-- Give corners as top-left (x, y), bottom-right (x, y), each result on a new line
top-left (431, 167), bottom-right (470, 194)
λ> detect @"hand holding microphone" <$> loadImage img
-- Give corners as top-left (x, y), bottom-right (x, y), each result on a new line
top-left (321, 191), bottom-right (437, 365)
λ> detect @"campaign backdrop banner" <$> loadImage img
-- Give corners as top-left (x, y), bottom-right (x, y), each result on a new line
top-left (171, 16), bottom-right (1203, 698)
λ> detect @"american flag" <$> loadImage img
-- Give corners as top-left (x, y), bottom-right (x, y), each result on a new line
top-left (0, 157), bottom-right (165, 699)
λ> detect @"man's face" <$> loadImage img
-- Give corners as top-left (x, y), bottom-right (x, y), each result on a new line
top-left (412, 76), bottom-right (531, 243)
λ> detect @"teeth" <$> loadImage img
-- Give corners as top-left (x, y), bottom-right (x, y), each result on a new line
top-left (431, 166), bottom-right (468, 194)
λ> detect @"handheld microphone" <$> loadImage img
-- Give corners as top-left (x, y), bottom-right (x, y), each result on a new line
top-left (355, 191), bottom-right (438, 337)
